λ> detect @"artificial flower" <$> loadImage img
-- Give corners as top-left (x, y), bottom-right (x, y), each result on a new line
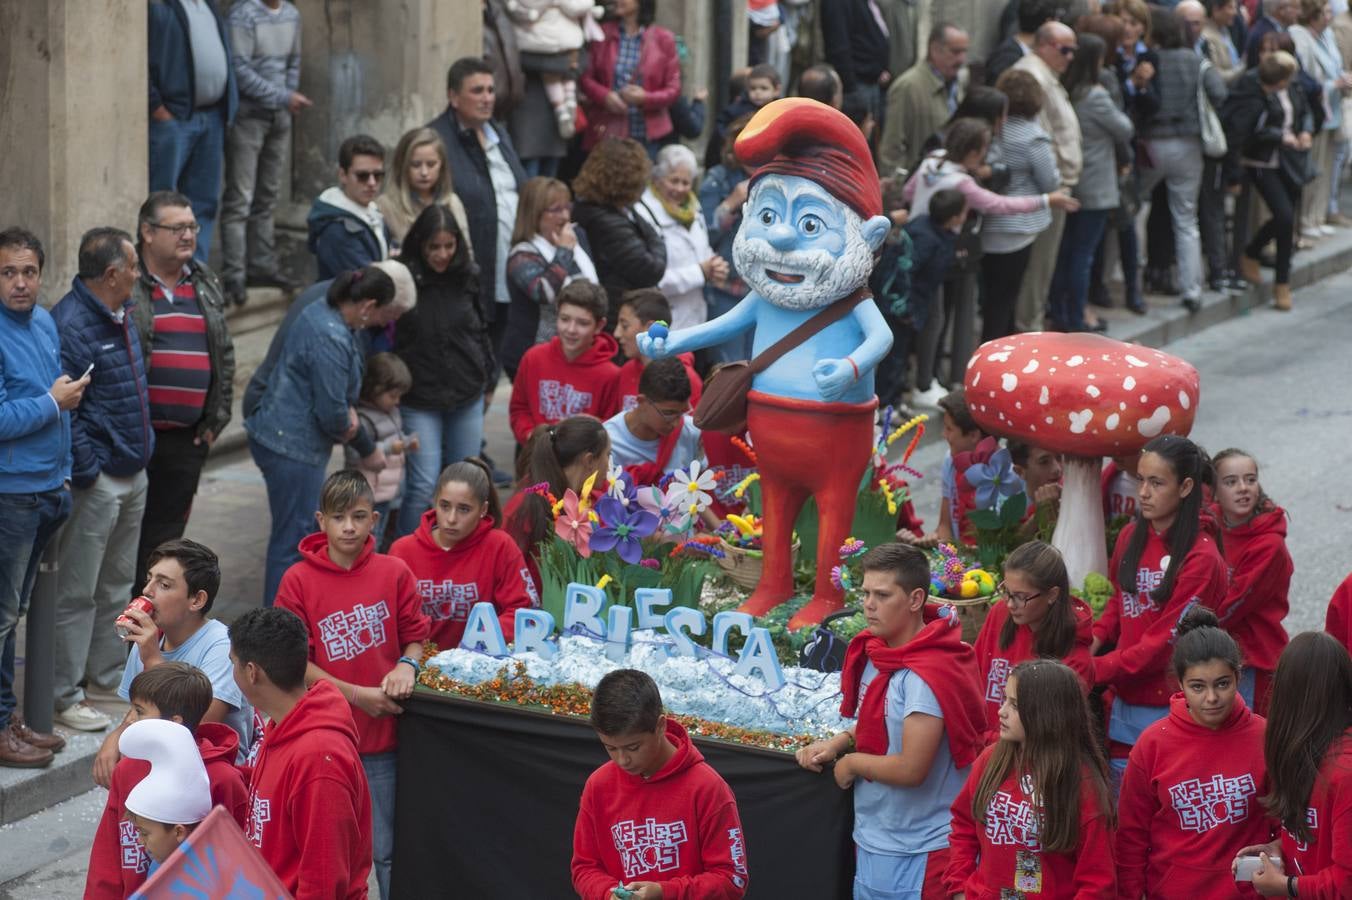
top-left (553, 489), bottom-right (593, 556)
top-left (839, 537), bottom-right (866, 558)
top-left (607, 470), bottom-right (638, 508)
top-left (589, 496), bottom-right (659, 564)
top-left (963, 445), bottom-right (1022, 510)
top-left (635, 484), bottom-right (667, 518)
top-left (665, 460), bottom-right (717, 513)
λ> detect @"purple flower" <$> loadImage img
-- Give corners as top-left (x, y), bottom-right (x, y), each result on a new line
top-left (589, 496), bottom-right (659, 564)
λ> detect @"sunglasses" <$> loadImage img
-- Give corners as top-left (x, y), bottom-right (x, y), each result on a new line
top-left (352, 170), bottom-right (386, 183)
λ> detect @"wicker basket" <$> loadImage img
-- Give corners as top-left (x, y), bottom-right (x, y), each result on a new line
top-left (938, 593), bottom-right (999, 644)
top-left (716, 539), bottom-right (800, 592)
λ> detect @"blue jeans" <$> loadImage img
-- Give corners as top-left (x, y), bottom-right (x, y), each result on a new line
top-left (250, 438), bottom-right (328, 606)
top-left (362, 751), bottom-right (397, 900)
top-left (0, 489), bottom-right (71, 730)
top-left (395, 401), bottom-right (485, 539)
top-left (1048, 209), bottom-right (1109, 331)
top-left (149, 108), bottom-right (226, 262)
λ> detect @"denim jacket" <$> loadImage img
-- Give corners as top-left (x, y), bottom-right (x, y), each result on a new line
top-left (244, 300), bottom-right (363, 466)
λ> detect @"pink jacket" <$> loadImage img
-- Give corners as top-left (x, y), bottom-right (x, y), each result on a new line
top-left (580, 21), bottom-right (680, 149)
top-left (903, 155), bottom-right (1048, 219)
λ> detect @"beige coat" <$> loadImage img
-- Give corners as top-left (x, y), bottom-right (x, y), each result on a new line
top-left (1013, 52), bottom-right (1082, 188)
top-left (1201, 21), bottom-right (1245, 86)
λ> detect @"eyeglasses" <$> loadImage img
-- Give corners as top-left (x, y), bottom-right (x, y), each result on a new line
top-left (351, 170), bottom-right (385, 183)
top-left (1059, 44), bottom-right (1079, 56)
top-left (996, 582), bottom-right (1046, 607)
top-left (650, 403), bottom-right (689, 422)
top-left (147, 222), bottom-right (201, 236)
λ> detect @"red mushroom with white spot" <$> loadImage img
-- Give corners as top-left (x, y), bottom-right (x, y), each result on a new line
top-left (962, 333), bottom-right (1200, 587)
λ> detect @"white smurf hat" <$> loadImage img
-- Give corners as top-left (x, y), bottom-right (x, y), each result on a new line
top-left (120, 719), bottom-right (212, 825)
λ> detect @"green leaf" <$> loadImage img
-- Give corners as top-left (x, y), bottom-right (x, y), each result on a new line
top-left (1000, 492), bottom-right (1029, 526)
top-left (967, 509), bottom-right (1002, 530)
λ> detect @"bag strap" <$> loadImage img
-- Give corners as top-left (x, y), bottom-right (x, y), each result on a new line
top-left (746, 287), bottom-right (871, 375)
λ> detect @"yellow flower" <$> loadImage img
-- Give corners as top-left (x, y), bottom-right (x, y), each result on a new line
top-left (595, 574), bottom-right (612, 590)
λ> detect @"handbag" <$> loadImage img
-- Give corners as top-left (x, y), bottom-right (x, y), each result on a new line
top-left (692, 288), bottom-right (870, 435)
top-left (1198, 59), bottom-right (1228, 159)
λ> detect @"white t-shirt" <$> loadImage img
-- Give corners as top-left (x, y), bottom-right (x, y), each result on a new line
top-left (118, 618), bottom-right (254, 762)
top-left (604, 412), bottom-right (704, 477)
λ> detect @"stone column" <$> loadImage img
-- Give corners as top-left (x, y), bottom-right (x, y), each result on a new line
top-left (0, 0), bottom-right (148, 291)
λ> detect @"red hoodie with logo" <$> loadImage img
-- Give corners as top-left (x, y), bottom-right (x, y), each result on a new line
top-left (276, 533), bottom-right (430, 755)
top-left (244, 680), bottom-right (372, 900)
top-left (946, 744), bottom-right (1116, 899)
top-left (972, 598), bottom-right (1095, 742)
top-left (1327, 574), bottom-right (1352, 654)
top-left (509, 333), bottom-right (622, 444)
top-left (1212, 504), bottom-right (1292, 677)
top-left (388, 511), bottom-right (536, 650)
top-left (1279, 734), bottom-right (1352, 900)
top-left (85, 723), bottom-right (249, 899)
top-left (1116, 693), bottom-right (1270, 899)
top-left (1092, 522), bottom-right (1228, 705)
top-left (572, 719), bottom-right (749, 900)
top-left (616, 353), bottom-right (703, 412)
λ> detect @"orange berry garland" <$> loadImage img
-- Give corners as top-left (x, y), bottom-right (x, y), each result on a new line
top-left (417, 661), bottom-right (815, 752)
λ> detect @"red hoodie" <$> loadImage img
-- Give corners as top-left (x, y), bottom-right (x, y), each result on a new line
top-left (245, 680), bottom-right (372, 900)
top-left (1279, 734), bottom-right (1352, 899)
top-left (946, 744), bottom-right (1116, 899)
top-left (388, 511), bottom-right (536, 650)
top-left (1091, 522), bottom-right (1228, 705)
top-left (276, 533), bottom-right (430, 755)
top-left (1212, 504), bottom-right (1292, 677)
top-left (85, 723), bottom-right (249, 899)
top-left (1327, 574), bottom-right (1352, 654)
top-left (616, 353), bottom-right (703, 412)
top-left (972, 599), bottom-right (1095, 742)
top-left (509, 333), bottom-right (621, 444)
top-left (1116, 693), bottom-right (1270, 900)
top-left (571, 719), bottom-right (748, 900)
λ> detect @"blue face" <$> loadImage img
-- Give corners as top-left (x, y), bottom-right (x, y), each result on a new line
top-left (733, 174), bottom-right (879, 310)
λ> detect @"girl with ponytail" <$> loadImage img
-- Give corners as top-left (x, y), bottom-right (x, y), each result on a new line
top-left (1209, 448), bottom-right (1293, 714)
top-left (1090, 434), bottom-right (1228, 782)
top-left (1116, 607), bottom-right (1271, 898)
top-left (501, 416), bottom-right (611, 597)
top-left (389, 459), bottom-right (535, 651)
top-left (946, 659), bottom-right (1116, 898)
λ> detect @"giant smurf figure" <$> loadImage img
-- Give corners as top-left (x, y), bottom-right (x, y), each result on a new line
top-left (639, 98), bottom-right (892, 629)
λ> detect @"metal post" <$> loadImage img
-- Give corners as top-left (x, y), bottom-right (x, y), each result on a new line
top-left (22, 539), bottom-right (60, 735)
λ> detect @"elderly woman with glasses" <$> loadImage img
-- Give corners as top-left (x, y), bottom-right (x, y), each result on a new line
top-left (501, 176), bottom-right (599, 380)
top-left (634, 143), bottom-right (727, 330)
top-left (970, 540), bottom-right (1095, 743)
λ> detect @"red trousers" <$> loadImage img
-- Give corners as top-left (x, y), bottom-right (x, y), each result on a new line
top-left (742, 390), bottom-right (876, 627)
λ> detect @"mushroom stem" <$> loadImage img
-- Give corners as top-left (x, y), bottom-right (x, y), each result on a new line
top-left (1050, 455), bottom-right (1110, 589)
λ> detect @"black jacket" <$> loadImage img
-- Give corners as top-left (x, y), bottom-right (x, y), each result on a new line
top-left (571, 200), bottom-right (666, 320)
top-left (1221, 70), bottom-right (1315, 187)
top-left (394, 260), bottom-right (494, 410)
top-left (428, 108), bottom-right (526, 305)
top-left (819, 0), bottom-right (889, 92)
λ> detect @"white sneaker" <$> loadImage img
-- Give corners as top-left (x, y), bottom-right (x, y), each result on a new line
top-left (55, 702), bottom-right (111, 732)
top-left (1301, 226), bottom-right (1324, 240)
top-left (911, 384), bottom-right (950, 408)
top-left (1319, 224), bottom-right (1336, 235)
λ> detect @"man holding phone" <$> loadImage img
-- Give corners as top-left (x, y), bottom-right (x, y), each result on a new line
top-left (0, 227), bottom-right (89, 767)
top-left (50, 227), bottom-right (155, 734)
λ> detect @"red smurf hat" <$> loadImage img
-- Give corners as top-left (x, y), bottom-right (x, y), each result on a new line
top-left (734, 97), bottom-right (882, 220)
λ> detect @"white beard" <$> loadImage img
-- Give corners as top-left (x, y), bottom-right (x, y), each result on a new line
top-left (733, 213), bottom-right (875, 310)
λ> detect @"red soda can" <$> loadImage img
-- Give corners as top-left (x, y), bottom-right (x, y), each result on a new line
top-left (115, 596), bottom-right (155, 639)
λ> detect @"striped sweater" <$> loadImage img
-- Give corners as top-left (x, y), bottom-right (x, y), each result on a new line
top-left (227, 0), bottom-right (301, 110)
top-left (983, 115), bottom-right (1059, 242)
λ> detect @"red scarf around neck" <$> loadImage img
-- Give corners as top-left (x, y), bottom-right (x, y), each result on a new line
top-left (623, 421), bottom-right (685, 488)
top-left (839, 610), bottom-right (987, 768)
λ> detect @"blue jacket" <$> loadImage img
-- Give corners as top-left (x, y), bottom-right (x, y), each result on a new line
top-left (50, 280), bottom-right (154, 488)
top-left (306, 199), bottom-right (385, 281)
top-left (148, 0), bottom-right (239, 122)
top-left (244, 300), bottom-right (364, 466)
top-left (0, 304), bottom-right (72, 493)
top-left (901, 215), bottom-right (957, 331)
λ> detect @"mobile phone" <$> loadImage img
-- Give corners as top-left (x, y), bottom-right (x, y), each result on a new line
top-left (612, 887), bottom-right (635, 900)
top-left (79, 362), bottom-right (94, 380)
top-left (1234, 856), bottom-right (1264, 881)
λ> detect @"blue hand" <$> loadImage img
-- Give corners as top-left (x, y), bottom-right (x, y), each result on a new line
top-left (812, 358), bottom-right (854, 401)
top-left (636, 331), bottom-right (671, 359)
